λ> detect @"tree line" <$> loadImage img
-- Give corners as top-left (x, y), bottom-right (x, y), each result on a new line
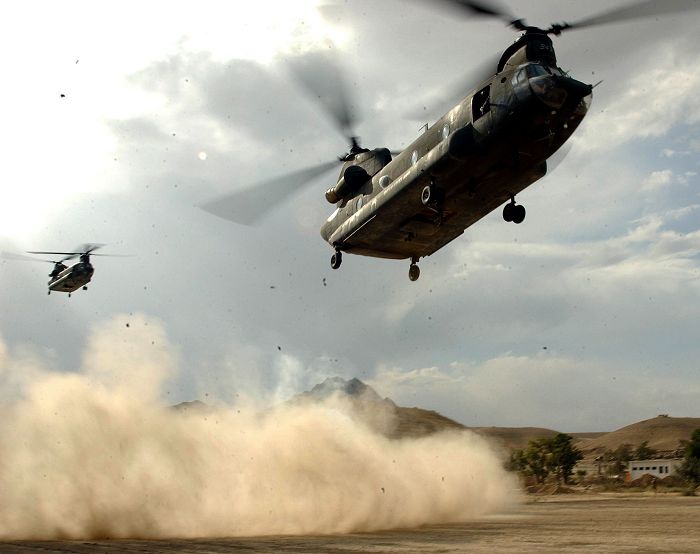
top-left (507, 428), bottom-right (700, 488)
top-left (507, 433), bottom-right (582, 484)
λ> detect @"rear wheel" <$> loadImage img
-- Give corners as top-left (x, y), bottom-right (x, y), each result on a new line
top-left (408, 264), bottom-right (420, 281)
top-left (331, 251), bottom-right (342, 270)
top-left (512, 204), bottom-right (526, 224)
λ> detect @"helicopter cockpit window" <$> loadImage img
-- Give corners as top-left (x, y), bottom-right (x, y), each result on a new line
top-left (526, 64), bottom-right (549, 78)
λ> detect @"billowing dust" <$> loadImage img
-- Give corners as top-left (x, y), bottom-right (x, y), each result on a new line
top-left (0, 315), bottom-right (519, 540)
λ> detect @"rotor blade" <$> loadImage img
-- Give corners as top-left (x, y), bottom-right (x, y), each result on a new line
top-left (404, 51), bottom-right (501, 121)
top-left (28, 244), bottom-right (105, 261)
top-left (429, 0), bottom-right (525, 28)
top-left (2, 251), bottom-right (56, 263)
top-left (445, 0), bottom-right (514, 19)
top-left (287, 48), bottom-right (360, 144)
top-left (77, 243), bottom-right (105, 254)
top-left (201, 160), bottom-right (340, 225)
top-left (560, 0), bottom-right (700, 31)
top-left (27, 251), bottom-right (81, 256)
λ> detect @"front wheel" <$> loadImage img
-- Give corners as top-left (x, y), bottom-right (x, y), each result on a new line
top-left (408, 264), bottom-right (420, 282)
top-left (503, 203), bottom-right (514, 222)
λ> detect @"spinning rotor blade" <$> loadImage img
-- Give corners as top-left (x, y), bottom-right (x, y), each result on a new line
top-left (556, 0), bottom-right (700, 32)
top-left (287, 49), bottom-right (361, 148)
top-left (433, 0), bottom-right (526, 29)
top-left (405, 51), bottom-right (501, 120)
top-left (1, 251), bottom-right (58, 264)
top-left (201, 159), bottom-right (341, 225)
top-left (28, 243), bottom-right (104, 261)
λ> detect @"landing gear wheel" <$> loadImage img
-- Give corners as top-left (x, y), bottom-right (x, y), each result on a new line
top-left (331, 251), bottom-right (342, 270)
top-left (503, 202), bottom-right (515, 222)
top-left (68, 293), bottom-right (72, 298)
top-left (512, 204), bottom-right (526, 224)
top-left (82, 286), bottom-right (88, 291)
top-left (47, 291), bottom-right (51, 296)
top-left (408, 263), bottom-right (420, 282)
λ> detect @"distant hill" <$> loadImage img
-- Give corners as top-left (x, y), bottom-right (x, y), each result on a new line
top-left (173, 379), bottom-right (700, 456)
top-left (297, 376), bottom-right (389, 405)
top-left (294, 378), bottom-right (574, 445)
top-left (293, 377), bottom-right (467, 439)
top-left (467, 427), bottom-right (560, 451)
top-left (574, 415), bottom-right (700, 458)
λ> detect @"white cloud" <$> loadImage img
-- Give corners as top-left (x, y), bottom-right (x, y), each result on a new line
top-left (642, 169), bottom-right (674, 192)
top-left (369, 353), bottom-right (700, 431)
top-left (578, 47), bottom-right (700, 152)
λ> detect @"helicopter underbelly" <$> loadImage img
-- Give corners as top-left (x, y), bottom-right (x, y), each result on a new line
top-left (336, 161), bottom-right (547, 260)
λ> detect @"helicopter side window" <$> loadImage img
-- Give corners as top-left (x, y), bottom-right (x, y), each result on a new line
top-left (472, 85), bottom-right (491, 121)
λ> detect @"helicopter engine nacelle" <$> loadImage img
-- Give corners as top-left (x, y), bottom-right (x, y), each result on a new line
top-left (326, 166), bottom-right (370, 203)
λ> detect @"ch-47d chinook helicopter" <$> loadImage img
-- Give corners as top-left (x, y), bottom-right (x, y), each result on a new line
top-left (2, 244), bottom-right (118, 297)
top-left (203, 0), bottom-right (700, 281)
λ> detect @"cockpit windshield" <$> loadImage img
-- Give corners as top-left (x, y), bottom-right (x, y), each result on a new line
top-left (526, 64), bottom-right (549, 78)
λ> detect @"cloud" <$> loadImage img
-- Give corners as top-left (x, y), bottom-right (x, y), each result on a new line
top-left (642, 169), bottom-right (674, 192)
top-left (369, 353), bottom-right (700, 431)
top-left (577, 45), bottom-right (700, 152)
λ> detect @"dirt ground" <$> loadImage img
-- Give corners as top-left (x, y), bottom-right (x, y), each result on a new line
top-left (2, 494), bottom-right (699, 553)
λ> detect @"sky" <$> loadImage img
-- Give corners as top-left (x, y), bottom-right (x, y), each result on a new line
top-left (1, 0), bottom-right (699, 432)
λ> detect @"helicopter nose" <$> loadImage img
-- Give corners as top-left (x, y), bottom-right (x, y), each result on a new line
top-left (530, 75), bottom-right (592, 109)
top-left (529, 75), bottom-right (567, 108)
top-left (554, 75), bottom-right (593, 103)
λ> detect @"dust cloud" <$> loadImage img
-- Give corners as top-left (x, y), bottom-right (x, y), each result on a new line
top-left (0, 315), bottom-right (519, 540)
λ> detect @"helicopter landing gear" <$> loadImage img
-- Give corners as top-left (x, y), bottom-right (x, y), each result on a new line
top-left (331, 250), bottom-right (342, 270)
top-left (68, 292), bottom-right (72, 298)
top-left (503, 196), bottom-right (526, 224)
top-left (47, 291), bottom-right (51, 296)
top-left (408, 257), bottom-right (420, 282)
top-left (82, 286), bottom-right (88, 291)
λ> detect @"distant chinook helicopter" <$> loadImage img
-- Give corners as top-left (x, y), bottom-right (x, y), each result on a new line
top-left (3, 244), bottom-right (119, 297)
top-left (203, 0), bottom-right (700, 281)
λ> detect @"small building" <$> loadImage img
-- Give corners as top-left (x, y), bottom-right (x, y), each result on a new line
top-left (627, 458), bottom-right (683, 480)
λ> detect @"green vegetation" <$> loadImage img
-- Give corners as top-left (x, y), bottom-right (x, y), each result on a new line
top-left (603, 443), bottom-right (632, 475)
top-left (679, 428), bottom-right (700, 488)
top-left (508, 433), bottom-right (583, 484)
top-left (634, 441), bottom-right (657, 460)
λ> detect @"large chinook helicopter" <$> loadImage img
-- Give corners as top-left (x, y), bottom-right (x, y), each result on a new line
top-left (2, 244), bottom-right (118, 297)
top-left (203, 0), bottom-right (700, 281)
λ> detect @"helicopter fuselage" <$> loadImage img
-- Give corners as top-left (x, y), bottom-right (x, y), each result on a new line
top-left (48, 261), bottom-right (94, 293)
top-left (321, 44), bottom-right (592, 262)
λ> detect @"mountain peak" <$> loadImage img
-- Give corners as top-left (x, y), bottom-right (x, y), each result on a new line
top-left (307, 376), bottom-right (380, 400)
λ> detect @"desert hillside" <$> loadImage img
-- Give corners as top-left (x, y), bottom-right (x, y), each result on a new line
top-left (174, 379), bottom-right (700, 456)
top-left (574, 415), bottom-right (700, 457)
